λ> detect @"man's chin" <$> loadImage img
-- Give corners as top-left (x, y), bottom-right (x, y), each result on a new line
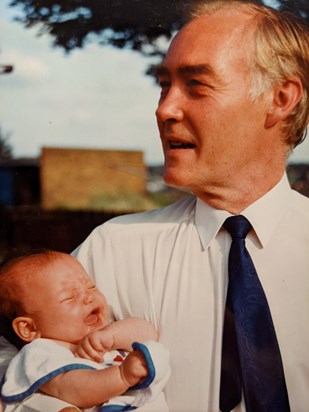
top-left (163, 170), bottom-right (191, 191)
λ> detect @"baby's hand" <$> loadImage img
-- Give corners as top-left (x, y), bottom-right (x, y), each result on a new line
top-left (120, 350), bottom-right (148, 387)
top-left (75, 329), bottom-right (115, 362)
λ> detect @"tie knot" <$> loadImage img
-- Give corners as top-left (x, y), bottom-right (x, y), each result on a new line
top-left (223, 215), bottom-right (252, 239)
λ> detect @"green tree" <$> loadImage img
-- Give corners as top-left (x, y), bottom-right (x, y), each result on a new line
top-left (9, 0), bottom-right (185, 58)
top-left (9, 0), bottom-right (308, 59)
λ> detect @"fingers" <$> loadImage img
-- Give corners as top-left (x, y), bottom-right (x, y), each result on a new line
top-left (75, 336), bottom-right (105, 363)
top-left (120, 350), bottom-right (148, 386)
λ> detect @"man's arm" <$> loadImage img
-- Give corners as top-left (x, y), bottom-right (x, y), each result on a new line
top-left (40, 349), bottom-right (147, 408)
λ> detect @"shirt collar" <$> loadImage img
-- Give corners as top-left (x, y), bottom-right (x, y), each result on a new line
top-left (195, 199), bottom-right (231, 251)
top-left (195, 173), bottom-right (293, 250)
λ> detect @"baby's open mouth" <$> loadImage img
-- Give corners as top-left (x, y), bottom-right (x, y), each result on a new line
top-left (85, 308), bottom-right (101, 326)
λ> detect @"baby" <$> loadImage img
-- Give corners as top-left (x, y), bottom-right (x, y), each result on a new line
top-left (0, 250), bottom-right (170, 411)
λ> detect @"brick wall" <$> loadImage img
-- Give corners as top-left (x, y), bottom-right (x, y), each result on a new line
top-left (40, 147), bottom-right (147, 210)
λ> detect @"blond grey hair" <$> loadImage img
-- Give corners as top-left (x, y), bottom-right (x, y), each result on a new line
top-left (187, 0), bottom-right (309, 150)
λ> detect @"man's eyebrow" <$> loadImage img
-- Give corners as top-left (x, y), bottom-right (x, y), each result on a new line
top-left (156, 63), bottom-right (215, 77)
top-left (179, 64), bottom-right (214, 76)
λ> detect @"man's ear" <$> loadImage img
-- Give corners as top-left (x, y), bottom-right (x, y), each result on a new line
top-left (12, 316), bottom-right (41, 343)
top-left (265, 77), bottom-right (303, 128)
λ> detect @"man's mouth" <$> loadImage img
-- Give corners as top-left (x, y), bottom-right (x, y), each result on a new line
top-left (85, 308), bottom-right (101, 326)
top-left (168, 140), bottom-right (195, 149)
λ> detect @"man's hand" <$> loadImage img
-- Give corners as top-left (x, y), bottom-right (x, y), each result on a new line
top-left (74, 329), bottom-right (114, 362)
top-left (119, 350), bottom-right (148, 387)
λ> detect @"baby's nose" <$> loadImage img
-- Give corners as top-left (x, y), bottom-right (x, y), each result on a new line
top-left (83, 290), bottom-right (93, 304)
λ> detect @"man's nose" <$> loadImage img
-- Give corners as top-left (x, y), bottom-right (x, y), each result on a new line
top-left (155, 88), bottom-right (184, 123)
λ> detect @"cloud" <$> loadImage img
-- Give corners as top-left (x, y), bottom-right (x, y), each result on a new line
top-left (73, 109), bottom-right (95, 124)
top-left (3, 49), bottom-right (50, 81)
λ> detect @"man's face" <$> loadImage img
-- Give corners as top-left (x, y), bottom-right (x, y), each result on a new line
top-left (20, 255), bottom-right (110, 344)
top-left (156, 9), bottom-right (278, 199)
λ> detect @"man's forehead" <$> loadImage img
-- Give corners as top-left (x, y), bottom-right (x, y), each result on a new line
top-left (160, 28), bottom-right (218, 74)
top-left (160, 12), bottom-right (254, 75)
top-left (169, 9), bottom-right (254, 50)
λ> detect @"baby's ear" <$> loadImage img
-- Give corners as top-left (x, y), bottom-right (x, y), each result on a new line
top-left (12, 317), bottom-right (40, 343)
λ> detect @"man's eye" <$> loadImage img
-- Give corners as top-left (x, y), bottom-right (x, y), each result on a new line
top-left (158, 80), bottom-right (170, 89)
top-left (159, 82), bottom-right (170, 99)
top-left (188, 79), bottom-right (204, 86)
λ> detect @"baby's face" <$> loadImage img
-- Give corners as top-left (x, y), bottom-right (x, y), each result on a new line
top-left (19, 254), bottom-right (110, 344)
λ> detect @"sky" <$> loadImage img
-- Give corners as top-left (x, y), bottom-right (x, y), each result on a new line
top-left (0, 2), bottom-right (164, 165)
top-left (1, 1), bottom-right (309, 166)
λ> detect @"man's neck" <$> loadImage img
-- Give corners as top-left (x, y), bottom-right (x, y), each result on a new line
top-left (193, 168), bottom-right (286, 214)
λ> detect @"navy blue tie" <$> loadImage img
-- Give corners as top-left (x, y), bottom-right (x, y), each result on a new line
top-left (219, 215), bottom-right (290, 412)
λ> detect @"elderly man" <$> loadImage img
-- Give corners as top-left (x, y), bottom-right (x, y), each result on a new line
top-left (1, 1), bottom-right (309, 411)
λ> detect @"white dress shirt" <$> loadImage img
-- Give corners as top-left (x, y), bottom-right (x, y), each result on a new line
top-left (1, 174), bottom-right (309, 411)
